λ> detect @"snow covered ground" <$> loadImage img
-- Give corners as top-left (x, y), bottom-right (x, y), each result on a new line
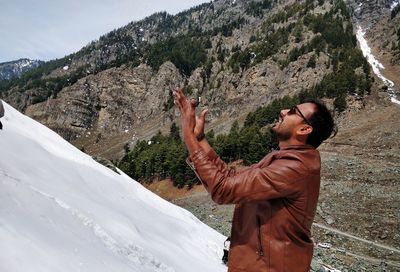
top-left (356, 25), bottom-right (400, 105)
top-left (0, 101), bottom-right (226, 272)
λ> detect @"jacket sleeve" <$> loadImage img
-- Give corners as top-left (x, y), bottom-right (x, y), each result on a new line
top-left (187, 149), bottom-right (308, 204)
top-left (204, 148), bottom-right (260, 177)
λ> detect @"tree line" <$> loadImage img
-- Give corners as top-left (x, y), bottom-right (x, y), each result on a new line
top-left (118, 123), bottom-right (198, 188)
top-left (117, 83), bottom-right (352, 188)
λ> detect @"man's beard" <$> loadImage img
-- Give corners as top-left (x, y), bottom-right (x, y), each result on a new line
top-left (272, 125), bottom-right (291, 142)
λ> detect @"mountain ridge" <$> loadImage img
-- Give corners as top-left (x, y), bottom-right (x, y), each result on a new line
top-left (0, 58), bottom-right (43, 81)
top-left (0, 0), bottom-right (377, 161)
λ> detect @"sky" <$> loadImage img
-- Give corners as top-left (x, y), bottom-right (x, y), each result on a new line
top-left (0, 101), bottom-right (226, 271)
top-left (0, 0), bottom-right (210, 63)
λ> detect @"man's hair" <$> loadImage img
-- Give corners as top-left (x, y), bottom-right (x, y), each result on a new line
top-left (304, 98), bottom-right (337, 148)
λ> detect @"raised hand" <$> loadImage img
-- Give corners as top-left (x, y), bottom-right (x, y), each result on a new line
top-left (194, 107), bottom-right (208, 140)
top-left (173, 87), bottom-right (212, 155)
top-left (173, 88), bottom-right (196, 139)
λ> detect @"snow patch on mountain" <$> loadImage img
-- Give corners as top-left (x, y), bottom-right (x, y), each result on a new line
top-left (391, 0), bottom-right (400, 10)
top-left (356, 26), bottom-right (400, 105)
top-left (0, 58), bottom-right (43, 80)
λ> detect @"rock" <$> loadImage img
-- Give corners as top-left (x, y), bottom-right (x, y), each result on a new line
top-left (380, 84), bottom-right (389, 91)
top-left (326, 217), bottom-right (335, 225)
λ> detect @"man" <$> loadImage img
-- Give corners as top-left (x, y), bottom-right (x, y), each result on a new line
top-left (173, 88), bottom-right (336, 272)
top-left (0, 99), bottom-right (4, 130)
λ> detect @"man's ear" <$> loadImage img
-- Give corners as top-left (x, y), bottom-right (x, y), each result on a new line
top-left (297, 124), bottom-right (312, 136)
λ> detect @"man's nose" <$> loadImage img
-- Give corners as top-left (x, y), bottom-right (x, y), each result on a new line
top-left (281, 109), bottom-right (289, 116)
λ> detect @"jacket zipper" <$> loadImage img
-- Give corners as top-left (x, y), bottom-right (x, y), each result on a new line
top-left (257, 216), bottom-right (264, 256)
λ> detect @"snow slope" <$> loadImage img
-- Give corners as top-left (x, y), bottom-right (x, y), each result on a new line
top-left (0, 101), bottom-right (226, 272)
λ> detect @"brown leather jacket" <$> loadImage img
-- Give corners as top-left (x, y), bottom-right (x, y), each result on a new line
top-left (187, 144), bottom-right (321, 272)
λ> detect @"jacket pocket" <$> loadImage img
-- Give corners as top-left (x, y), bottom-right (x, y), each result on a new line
top-left (256, 216), bottom-right (264, 257)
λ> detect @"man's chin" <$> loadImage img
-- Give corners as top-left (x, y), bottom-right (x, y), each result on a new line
top-left (271, 125), bottom-right (278, 134)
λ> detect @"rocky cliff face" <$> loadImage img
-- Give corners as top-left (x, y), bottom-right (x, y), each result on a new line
top-left (0, 58), bottom-right (43, 80)
top-left (25, 62), bottom-right (184, 156)
top-left (0, 0), bottom-right (371, 159)
top-left (346, 0), bottom-right (400, 85)
top-left (21, 51), bottom-right (330, 159)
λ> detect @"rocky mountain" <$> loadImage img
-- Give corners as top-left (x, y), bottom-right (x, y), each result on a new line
top-left (346, 0), bottom-right (400, 85)
top-left (0, 0), bottom-right (374, 160)
top-left (0, 58), bottom-right (43, 80)
top-left (0, 1), bottom-right (399, 271)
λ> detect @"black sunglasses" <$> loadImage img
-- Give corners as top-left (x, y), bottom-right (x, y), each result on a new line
top-left (288, 106), bottom-right (311, 125)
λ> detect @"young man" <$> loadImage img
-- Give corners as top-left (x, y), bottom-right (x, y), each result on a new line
top-left (173, 88), bottom-right (336, 272)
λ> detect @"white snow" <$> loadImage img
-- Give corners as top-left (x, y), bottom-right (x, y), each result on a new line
top-left (355, 2), bottom-right (362, 12)
top-left (18, 59), bottom-right (33, 68)
top-left (356, 25), bottom-right (400, 105)
top-left (0, 102), bottom-right (226, 272)
top-left (391, 0), bottom-right (400, 10)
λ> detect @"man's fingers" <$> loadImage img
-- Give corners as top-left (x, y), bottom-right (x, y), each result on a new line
top-left (174, 87), bottom-right (184, 98)
top-left (173, 88), bottom-right (200, 116)
top-left (173, 92), bottom-right (181, 107)
top-left (190, 98), bottom-right (199, 108)
top-left (173, 88), bottom-right (184, 109)
top-left (200, 108), bottom-right (208, 120)
top-left (195, 108), bottom-right (208, 124)
top-left (173, 88), bottom-right (187, 103)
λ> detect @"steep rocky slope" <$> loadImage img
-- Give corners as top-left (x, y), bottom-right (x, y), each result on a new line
top-left (24, 62), bottom-right (183, 157)
top-left (0, 0), bottom-right (363, 159)
top-left (346, 0), bottom-right (400, 87)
